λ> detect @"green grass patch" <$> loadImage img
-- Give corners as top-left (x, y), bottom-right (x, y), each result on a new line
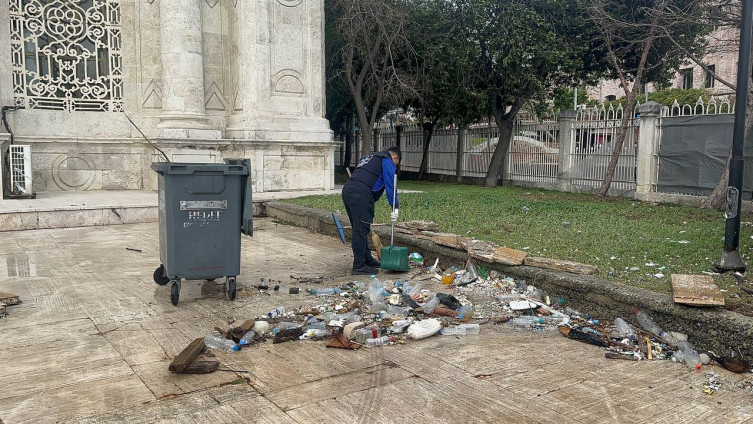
top-left (285, 181), bottom-right (753, 314)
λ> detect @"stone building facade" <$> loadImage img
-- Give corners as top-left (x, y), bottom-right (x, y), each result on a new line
top-left (0, 0), bottom-right (334, 194)
top-left (588, 26), bottom-right (739, 103)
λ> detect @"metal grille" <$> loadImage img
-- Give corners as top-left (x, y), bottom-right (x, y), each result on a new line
top-left (508, 121), bottom-right (560, 184)
top-left (568, 105), bottom-right (638, 191)
top-left (9, 0), bottom-right (123, 112)
top-left (9, 145), bottom-right (31, 194)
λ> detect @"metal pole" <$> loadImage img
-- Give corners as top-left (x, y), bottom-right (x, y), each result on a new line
top-left (574, 88), bottom-right (578, 109)
top-left (716, 0), bottom-right (753, 272)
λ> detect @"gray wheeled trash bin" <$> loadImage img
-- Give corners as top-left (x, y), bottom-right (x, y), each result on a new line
top-left (151, 159), bottom-right (253, 305)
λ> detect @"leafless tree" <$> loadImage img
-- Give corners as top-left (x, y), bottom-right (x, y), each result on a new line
top-left (329, 0), bottom-right (414, 157)
top-left (586, 0), bottom-right (669, 198)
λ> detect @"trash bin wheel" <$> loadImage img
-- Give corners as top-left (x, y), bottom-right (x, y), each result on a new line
top-left (227, 276), bottom-right (237, 301)
top-left (153, 265), bottom-right (169, 286)
top-left (170, 280), bottom-right (181, 306)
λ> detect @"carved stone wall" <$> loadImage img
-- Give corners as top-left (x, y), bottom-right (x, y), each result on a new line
top-left (0, 0), bottom-right (334, 194)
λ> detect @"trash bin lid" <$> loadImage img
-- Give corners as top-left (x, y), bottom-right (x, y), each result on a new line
top-left (151, 162), bottom-right (249, 176)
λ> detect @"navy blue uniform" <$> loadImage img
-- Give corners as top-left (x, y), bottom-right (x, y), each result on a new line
top-left (342, 151), bottom-right (399, 270)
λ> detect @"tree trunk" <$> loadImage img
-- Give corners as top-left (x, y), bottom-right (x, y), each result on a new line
top-left (359, 127), bottom-right (373, 160)
top-left (341, 113), bottom-right (354, 173)
top-left (484, 106), bottom-right (515, 187)
top-left (417, 121), bottom-right (437, 180)
top-left (596, 95), bottom-right (636, 198)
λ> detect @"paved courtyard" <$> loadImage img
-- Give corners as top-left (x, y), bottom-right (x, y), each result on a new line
top-left (0, 220), bottom-right (752, 423)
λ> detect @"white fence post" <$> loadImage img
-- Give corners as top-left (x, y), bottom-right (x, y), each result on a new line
top-left (557, 109), bottom-right (577, 192)
top-left (635, 101), bottom-right (662, 201)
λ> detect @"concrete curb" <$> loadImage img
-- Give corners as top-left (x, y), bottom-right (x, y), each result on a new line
top-left (264, 201), bottom-right (753, 358)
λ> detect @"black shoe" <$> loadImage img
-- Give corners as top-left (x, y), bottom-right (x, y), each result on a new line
top-left (365, 258), bottom-right (381, 268)
top-left (352, 266), bottom-right (379, 275)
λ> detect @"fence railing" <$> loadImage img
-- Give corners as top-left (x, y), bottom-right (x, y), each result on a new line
top-left (333, 97), bottom-right (736, 199)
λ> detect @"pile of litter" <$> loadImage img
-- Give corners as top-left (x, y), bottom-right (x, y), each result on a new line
top-left (180, 257), bottom-right (751, 387)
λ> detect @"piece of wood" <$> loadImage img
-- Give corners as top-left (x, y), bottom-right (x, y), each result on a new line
top-left (0, 292), bottom-right (20, 306)
top-left (273, 328), bottom-right (304, 344)
top-left (326, 333), bottom-right (361, 350)
top-left (493, 247), bottom-right (527, 266)
top-left (671, 274), bottom-right (725, 306)
top-left (370, 232), bottom-right (383, 260)
top-left (168, 338), bottom-right (205, 373)
top-left (524, 257), bottom-right (598, 275)
top-left (180, 359), bottom-right (220, 374)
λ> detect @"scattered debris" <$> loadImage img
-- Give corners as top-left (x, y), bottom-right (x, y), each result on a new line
top-left (0, 292), bottom-right (21, 306)
top-left (671, 274), bottom-right (725, 307)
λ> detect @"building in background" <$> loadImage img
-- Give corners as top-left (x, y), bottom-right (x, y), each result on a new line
top-left (0, 0), bottom-right (334, 195)
top-left (588, 26), bottom-right (738, 103)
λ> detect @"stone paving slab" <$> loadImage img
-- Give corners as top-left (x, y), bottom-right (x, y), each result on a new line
top-left (0, 220), bottom-right (751, 423)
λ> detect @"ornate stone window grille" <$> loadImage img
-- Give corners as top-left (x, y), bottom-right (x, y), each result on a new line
top-left (9, 0), bottom-right (123, 112)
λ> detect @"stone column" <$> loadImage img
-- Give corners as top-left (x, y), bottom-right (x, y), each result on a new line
top-left (635, 101), bottom-right (663, 201)
top-left (158, 0), bottom-right (209, 131)
top-left (557, 109), bottom-right (577, 192)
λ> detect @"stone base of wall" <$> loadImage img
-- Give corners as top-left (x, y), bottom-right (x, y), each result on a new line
top-left (8, 138), bottom-right (336, 194)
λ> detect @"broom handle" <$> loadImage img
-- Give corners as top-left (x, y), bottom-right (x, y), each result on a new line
top-left (391, 173), bottom-right (397, 245)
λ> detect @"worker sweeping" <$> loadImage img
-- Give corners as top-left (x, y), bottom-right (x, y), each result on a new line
top-left (342, 146), bottom-right (401, 275)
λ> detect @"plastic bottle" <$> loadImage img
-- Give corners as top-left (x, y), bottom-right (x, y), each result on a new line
top-left (677, 340), bottom-right (702, 369)
top-left (564, 307), bottom-right (584, 319)
top-left (310, 287), bottom-right (340, 296)
top-left (457, 304), bottom-right (473, 320)
top-left (204, 331), bottom-right (239, 352)
top-left (465, 259), bottom-right (479, 281)
top-left (267, 306), bottom-right (286, 319)
top-left (419, 296), bottom-right (440, 314)
top-left (441, 325), bottom-right (467, 335)
top-left (365, 336), bottom-right (391, 347)
top-left (304, 321), bottom-right (327, 331)
top-left (510, 316), bottom-right (544, 328)
top-left (276, 322), bottom-right (302, 330)
top-left (239, 331), bottom-right (256, 346)
top-left (300, 329), bottom-right (333, 340)
top-left (634, 310), bottom-right (663, 335)
top-left (612, 318), bottom-right (635, 339)
top-left (459, 323), bottom-right (480, 335)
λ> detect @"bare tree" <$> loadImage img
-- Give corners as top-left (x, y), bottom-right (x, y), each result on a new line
top-left (329, 0), bottom-right (414, 157)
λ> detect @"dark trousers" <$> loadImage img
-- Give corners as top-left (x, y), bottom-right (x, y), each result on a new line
top-left (342, 183), bottom-right (376, 269)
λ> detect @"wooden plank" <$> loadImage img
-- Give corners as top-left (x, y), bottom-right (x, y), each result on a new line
top-left (0, 292), bottom-right (20, 306)
top-left (493, 246), bottom-right (527, 266)
top-left (523, 257), bottom-right (598, 275)
top-left (671, 274), bottom-right (725, 306)
top-left (180, 359), bottom-right (220, 374)
top-left (169, 338), bottom-right (205, 373)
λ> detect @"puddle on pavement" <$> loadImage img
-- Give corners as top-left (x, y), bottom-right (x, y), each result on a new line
top-left (0, 253), bottom-right (38, 278)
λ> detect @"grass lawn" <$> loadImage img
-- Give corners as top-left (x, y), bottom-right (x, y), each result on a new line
top-left (285, 181), bottom-right (753, 315)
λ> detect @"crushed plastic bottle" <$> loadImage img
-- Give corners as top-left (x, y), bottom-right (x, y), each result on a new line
top-left (677, 340), bottom-right (702, 369)
top-left (267, 307), bottom-right (286, 319)
top-left (456, 304), bottom-right (473, 320)
top-left (365, 336), bottom-right (391, 347)
top-left (612, 318), bottom-right (635, 339)
top-left (204, 331), bottom-right (239, 352)
top-left (419, 296), bottom-right (440, 314)
top-left (239, 330), bottom-right (256, 346)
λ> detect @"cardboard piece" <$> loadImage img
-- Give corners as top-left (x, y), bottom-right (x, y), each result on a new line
top-left (671, 274), bottom-right (725, 306)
